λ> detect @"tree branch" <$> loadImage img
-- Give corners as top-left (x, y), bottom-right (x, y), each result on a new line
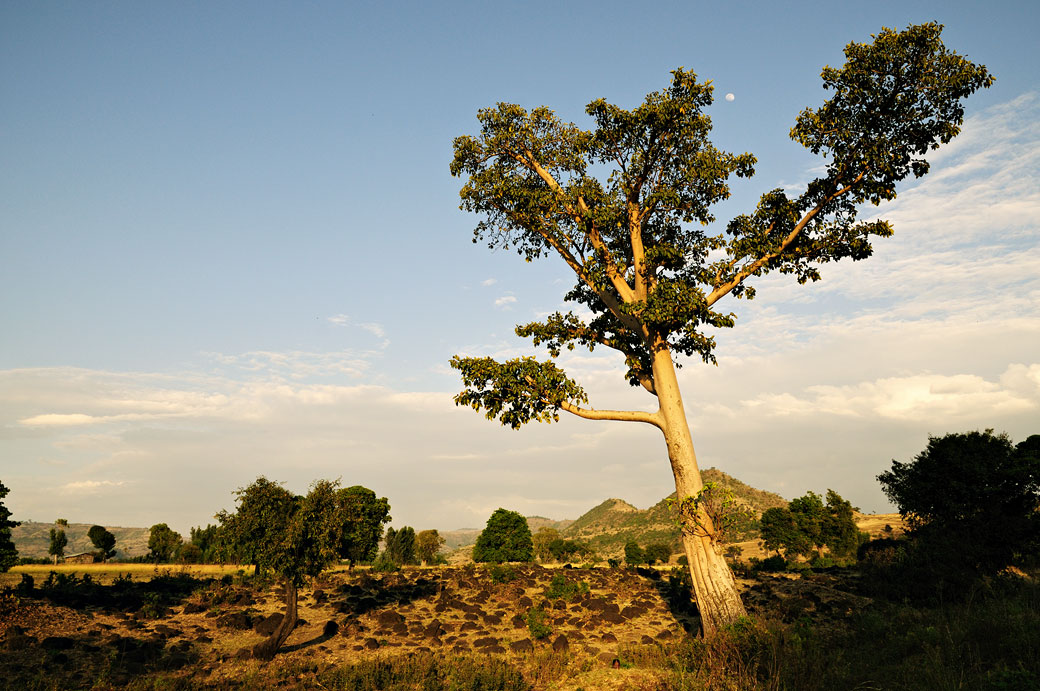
top-left (559, 401), bottom-right (663, 428)
top-left (706, 172), bottom-right (866, 307)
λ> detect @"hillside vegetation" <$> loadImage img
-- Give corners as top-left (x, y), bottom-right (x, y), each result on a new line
top-left (11, 522), bottom-right (149, 560)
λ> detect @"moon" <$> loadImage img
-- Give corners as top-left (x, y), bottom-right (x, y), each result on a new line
top-left (725, 93), bottom-right (735, 102)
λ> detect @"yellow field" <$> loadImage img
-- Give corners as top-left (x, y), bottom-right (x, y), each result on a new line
top-left (0, 562), bottom-right (250, 588)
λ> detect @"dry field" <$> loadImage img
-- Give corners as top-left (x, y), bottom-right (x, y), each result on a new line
top-left (0, 563), bottom-right (871, 690)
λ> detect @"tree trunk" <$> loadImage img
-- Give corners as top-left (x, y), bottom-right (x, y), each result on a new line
top-left (652, 349), bottom-right (747, 636)
top-left (252, 580), bottom-right (298, 660)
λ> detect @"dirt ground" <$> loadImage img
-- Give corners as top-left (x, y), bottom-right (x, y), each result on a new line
top-left (0, 563), bottom-right (873, 690)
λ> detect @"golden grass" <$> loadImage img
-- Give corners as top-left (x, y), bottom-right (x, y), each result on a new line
top-left (0, 562), bottom-right (248, 587)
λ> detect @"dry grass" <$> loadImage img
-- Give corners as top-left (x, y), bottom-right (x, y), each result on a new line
top-left (0, 562), bottom-right (247, 587)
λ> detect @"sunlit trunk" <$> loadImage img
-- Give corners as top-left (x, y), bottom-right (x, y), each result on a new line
top-left (652, 349), bottom-right (747, 636)
top-left (252, 580), bottom-right (298, 660)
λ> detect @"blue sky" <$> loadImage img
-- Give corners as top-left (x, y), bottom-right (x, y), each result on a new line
top-left (2, 1), bottom-right (1038, 535)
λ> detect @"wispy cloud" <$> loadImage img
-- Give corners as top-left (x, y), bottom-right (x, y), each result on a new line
top-left (481, 278), bottom-right (497, 287)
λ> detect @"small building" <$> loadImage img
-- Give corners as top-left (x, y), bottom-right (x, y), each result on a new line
top-left (64, 552), bottom-right (95, 564)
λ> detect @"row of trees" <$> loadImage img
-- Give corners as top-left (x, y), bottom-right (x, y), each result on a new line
top-left (759, 490), bottom-right (867, 563)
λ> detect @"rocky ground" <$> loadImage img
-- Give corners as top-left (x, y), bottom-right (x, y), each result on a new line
top-left (0, 564), bottom-right (871, 689)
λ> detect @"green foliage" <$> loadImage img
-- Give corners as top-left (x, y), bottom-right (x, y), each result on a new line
top-left (532, 527), bottom-right (560, 561)
top-left (415, 529), bottom-right (446, 565)
top-left (473, 508), bottom-right (533, 563)
top-left (525, 606), bottom-right (552, 640)
top-left (189, 524), bottom-right (221, 563)
top-left (544, 572), bottom-right (590, 601)
top-left (624, 541), bottom-right (644, 566)
top-left (147, 523), bottom-right (183, 563)
top-left (488, 563), bottom-right (518, 583)
top-left (759, 489), bottom-right (864, 563)
top-left (87, 524), bottom-right (117, 562)
top-left (0, 481), bottom-right (18, 572)
top-left (671, 482), bottom-right (757, 546)
top-left (644, 542), bottom-right (672, 566)
top-left (449, 24), bottom-right (991, 429)
top-left (875, 431), bottom-right (1040, 596)
top-left (383, 526), bottom-right (417, 567)
top-left (220, 476), bottom-right (345, 587)
top-left (547, 537), bottom-right (593, 563)
top-left (216, 476), bottom-right (293, 570)
top-left (336, 485), bottom-right (391, 566)
top-left (48, 527), bottom-right (68, 562)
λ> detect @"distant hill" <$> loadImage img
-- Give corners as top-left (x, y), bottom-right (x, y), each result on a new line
top-left (442, 467), bottom-right (791, 561)
top-left (11, 522), bottom-right (150, 561)
top-left (554, 467), bottom-right (790, 558)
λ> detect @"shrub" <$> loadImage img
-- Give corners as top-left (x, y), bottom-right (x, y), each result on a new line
top-left (525, 606), bottom-right (552, 640)
top-left (544, 572), bottom-right (589, 601)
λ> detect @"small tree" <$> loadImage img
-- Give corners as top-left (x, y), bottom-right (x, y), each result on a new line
top-left (415, 529), bottom-right (446, 566)
top-left (624, 541), bottom-right (644, 567)
top-left (48, 525), bottom-right (68, 565)
top-left (548, 538), bottom-right (593, 563)
top-left (335, 485), bottom-right (391, 567)
top-left (148, 523), bottom-right (183, 563)
top-left (87, 525), bottom-right (116, 563)
top-left (0, 481), bottom-right (19, 572)
top-left (644, 543), bottom-right (672, 567)
top-left (448, 23), bottom-right (991, 634)
top-left (473, 509), bottom-right (533, 563)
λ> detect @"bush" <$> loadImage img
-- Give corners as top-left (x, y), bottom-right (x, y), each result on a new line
top-left (488, 564), bottom-right (518, 583)
top-left (525, 606), bottom-right (552, 640)
top-left (544, 572), bottom-right (589, 601)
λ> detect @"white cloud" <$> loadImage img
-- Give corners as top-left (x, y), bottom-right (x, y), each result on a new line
top-left (494, 295), bottom-right (518, 308)
top-left (327, 314), bottom-right (350, 326)
top-left (481, 278), bottom-right (498, 287)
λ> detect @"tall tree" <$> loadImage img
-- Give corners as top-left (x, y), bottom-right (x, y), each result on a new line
top-left (335, 485), bottom-right (391, 567)
top-left (384, 526), bottom-right (417, 566)
top-left (87, 525), bottom-right (116, 563)
top-left (148, 523), bottom-right (183, 563)
top-left (532, 527), bottom-right (561, 562)
top-left (0, 481), bottom-right (19, 572)
top-left (449, 23), bottom-right (991, 634)
top-left (48, 521), bottom-right (68, 565)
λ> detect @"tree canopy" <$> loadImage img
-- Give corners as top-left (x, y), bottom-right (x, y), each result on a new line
top-left (335, 485), bottom-right (391, 567)
top-left (148, 523), bottom-right (183, 563)
top-left (473, 508), bottom-right (533, 563)
top-left (878, 430), bottom-right (1040, 574)
top-left (759, 490), bottom-right (865, 561)
top-left (449, 23), bottom-right (992, 430)
top-left (87, 525), bottom-right (116, 562)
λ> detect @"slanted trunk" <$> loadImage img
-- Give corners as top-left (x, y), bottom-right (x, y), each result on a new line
top-left (252, 580), bottom-right (298, 660)
top-left (652, 349), bottom-right (747, 636)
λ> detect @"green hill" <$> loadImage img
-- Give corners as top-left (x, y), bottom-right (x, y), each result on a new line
top-left (11, 521), bottom-right (150, 561)
top-left (551, 467), bottom-right (789, 560)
